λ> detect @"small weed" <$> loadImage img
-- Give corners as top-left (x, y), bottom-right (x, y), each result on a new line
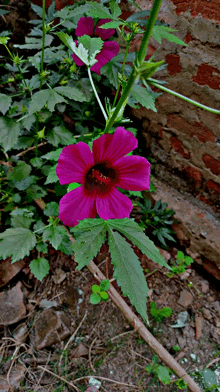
top-left (137, 198), bottom-right (176, 248)
top-left (150, 301), bottom-right (172, 322)
top-left (90, 279), bottom-right (110, 304)
top-left (167, 251), bottom-right (193, 278)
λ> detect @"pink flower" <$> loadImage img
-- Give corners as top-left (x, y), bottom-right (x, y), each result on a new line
top-left (72, 16), bottom-right (120, 75)
top-left (56, 127), bottom-right (151, 227)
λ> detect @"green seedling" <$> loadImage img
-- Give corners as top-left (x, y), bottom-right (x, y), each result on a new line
top-left (167, 251), bottom-right (193, 278)
top-left (90, 279), bottom-right (110, 305)
top-left (146, 355), bottom-right (171, 385)
top-left (150, 301), bottom-right (172, 322)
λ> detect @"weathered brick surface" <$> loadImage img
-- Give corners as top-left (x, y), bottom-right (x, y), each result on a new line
top-left (129, 0), bottom-right (220, 214)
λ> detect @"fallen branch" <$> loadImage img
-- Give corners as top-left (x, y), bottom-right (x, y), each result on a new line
top-left (34, 198), bottom-right (202, 392)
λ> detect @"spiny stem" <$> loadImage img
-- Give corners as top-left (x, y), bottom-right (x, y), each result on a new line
top-left (148, 80), bottom-right (220, 114)
top-left (88, 67), bottom-right (108, 121)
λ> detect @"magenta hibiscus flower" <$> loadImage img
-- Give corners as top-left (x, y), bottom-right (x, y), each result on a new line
top-left (56, 127), bottom-right (151, 227)
top-left (72, 16), bottom-right (120, 75)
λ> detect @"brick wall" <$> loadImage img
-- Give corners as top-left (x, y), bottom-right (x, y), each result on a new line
top-left (126, 0), bottom-right (220, 215)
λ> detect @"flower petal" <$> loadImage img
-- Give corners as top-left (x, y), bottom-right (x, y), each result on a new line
top-left (95, 19), bottom-right (115, 40)
top-left (56, 142), bottom-right (94, 185)
top-left (114, 155), bottom-right (151, 190)
top-left (91, 41), bottom-right (119, 75)
top-left (58, 186), bottom-right (97, 227)
top-left (96, 187), bottom-right (133, 220)
top-left (75, 17), bottom-right (94, 37)
top-left (93, 127), bottom-right (138, 164)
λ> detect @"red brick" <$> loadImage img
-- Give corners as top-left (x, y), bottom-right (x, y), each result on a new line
top-left (165, 54), bottom-right (182, 76)
top-left (193, 64), bottom-right (220, 90)
top-left (183, 166), bottom-right (202, 188)
top-left (167, 114), bottom-right (216, 143)
top-left (170, 0), bottom-right (220, 22)
top-left (170, 136), bottom-right (190, 158)
top-left (202, 154), bottom-right (220, 176)
top-left (206, 180), bottom-right (220, 195)
top-left (185, 33), bottom-right (194, 43)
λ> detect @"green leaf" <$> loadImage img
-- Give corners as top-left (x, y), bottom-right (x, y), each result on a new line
top-left (14, 35), bottom-right (53, 49)
top-left (42, 148), bottom-right (63, 161)
top-left (36, 242), bottom-right (48, 253)
top-left (100, 21), bottom-right (122, 29)
top-left (156, 365), bottom-right (171, 385)
top-left (44, 164), bottom-right (59, 182)
top-left (92, 284), bottom-right (100, 294)
top-left (0, 117), bottom-right (21, 151)
top-left (67, 182), bottom-right (81, 192)
top-left (42, 225), bottom-right (67, 249)
top-left (11, 215), bottom-right (34, 229)
top-left (14, 176), bottom-right (36, 191)
top-left (100, 279), bottom-right (110, 292)
top-left (87, 2), bottom-right (112, 19)
top-left (54, 86), bottom-right (88, 102)
top-left (7, 161), bottom-right (31, 182)
top-left (152, 26), bottom-right (187, 46)
top-left (107, 219), bottom-right (170, 269)
top-left (56, 32), bottom-right (76, 52)
top-left (109, 0), bottom-right (121, 18)
top-left (0, 94), bottom-right (12, 115)
top-left (30, 157), bottom-right (43, 168)
top-left (29, 257), bottom-right (50, 281)
top-left (78, 35), bottom-right (103, 66)
top-left (28, 89), bottom-right (67, 115)
top-left (58, 239), bottom-right (73, 255)
top-left (12, 193), bottom-right (21, 203)
top-left (0, 228), bottom-right (36, 263)
top-left (44, 202), bottom-right (59, 216)
top-left (100, 291), bottom-right (109, 300)
top-left (46, 126), bottom-right (75, 146)
top-left (130, 84), bottom-right (160, 112)
top-left (72, 219), bottom-right (106, 270)
top-left (90, 293), bottom-right (101, 304)
top-left (26, 184), bottom-right (47, 199)
top-left (107, 229), bottom-right (148, 322)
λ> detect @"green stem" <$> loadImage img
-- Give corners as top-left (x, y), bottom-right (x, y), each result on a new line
top-left (148, 80), bottom-right (220, 114)
top-left (104, 0), bottom-right (163, 133)
top-left (33, 223), bottom-right (51, 234)
top-left (88, 67), bottom-right (108, 121)
top-left (137, 0), bottom-right (163, 65)
top-left (113, 40), bottom-right (130, 108)
top-left (40, 0), bottom-right (46, 89)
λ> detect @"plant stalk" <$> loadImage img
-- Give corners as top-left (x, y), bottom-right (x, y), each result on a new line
top-left (40, 0), bottom-right (46, 89)
top-left (88, 67), bottom-right (108, 121)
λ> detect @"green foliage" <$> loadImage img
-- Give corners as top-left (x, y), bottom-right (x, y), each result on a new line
top-left (130, 84), bottom-right (160, 112)
top-left (167, 251), bottom-right (193, 277)
top-left (0, 228), bottom-right (36, 263)
top-left (150, 301), bottom-right (172, 322)
top-left (146, 355), bottom-right (171, 385)
top-left (137, 197), bottom-right (176, 248)
top-left (29, 257), bottom-right (50, 281)
top-left (152, 26), bottom-right (187, 46)
top-left (90, 279), bottom-right (110, 304)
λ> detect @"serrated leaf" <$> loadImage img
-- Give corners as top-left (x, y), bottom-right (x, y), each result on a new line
top-left (14, 175), bottom-right (36, 191)
top-left (47, 90), bottom-right (67, 112)
top-left (29, 257), bottom-right (50, 281)
top-left (45, 165), bottom-right (59, 184)
top-left (100, 21), bottom-right (122, 29)
top-left (130, 84), bottom-right (160, 112)
top-left (107, 229), bottom-right (148, 322)
top-left (152, 26), bottom-right (187, 46)
top-left (87, 2), bottom-right (112, 19)
top-left (58, 239), bottom-right (73, 255)
top-left (14, 35), bottom-right (53, 49)
top-left (109, 1), bottom-right (121, 18)
top-left (75, 78), bottom-right (93, 101)
top-left (0, 117), bottom-right (21, 151)
top-left (36, 242), bottom-right (48, 253)
top-left (0, 94), bottom-right (12, 115)
top-left (46, 126), bottom-right (75, 146)
top-left (28, 89), bottom-right (66, 115)
top-left (78, 35), bottom-right (103, 66)
top-left (26, 184), bottom-right (47, 199)
top-left (42, 225), bottom-right (67, 249)
top-left (42, 148), bottom-right (63, 161)
top-left (44, 202), bottom-right (59, 216)
top-left (56, 32), bottom-right (76, 52)
top-left (54, 86), bottom-right (88, 102)
top-left (11, 215), bottom-right (34, 229)
top-left (0, 228), bottom-right (36, 263)
top-left (126, 10), bottom-right (150, 22)
top-left (107, 219), bottom-right (170, 269)
top-left (72, 219), bottom-right (106, 270)
top-left (7, 161), bottom-right (31, 182)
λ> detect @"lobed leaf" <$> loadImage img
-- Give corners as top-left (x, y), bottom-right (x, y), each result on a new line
top-left (42, 225), bottom-right (67, 250)
top-left (152, 26), bottom-right (187, 46)
top-left (0, 117), bottom-right (21, 152)
top-left (87, 2), bottom-right (112, 19)
top-left (130, 84), bottom-right (160, 112)
top-left (30, 257), bottom-right (50, 281)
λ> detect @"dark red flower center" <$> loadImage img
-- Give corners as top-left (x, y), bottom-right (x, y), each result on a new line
top-left (85, 163), bottom-right (117, 194)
